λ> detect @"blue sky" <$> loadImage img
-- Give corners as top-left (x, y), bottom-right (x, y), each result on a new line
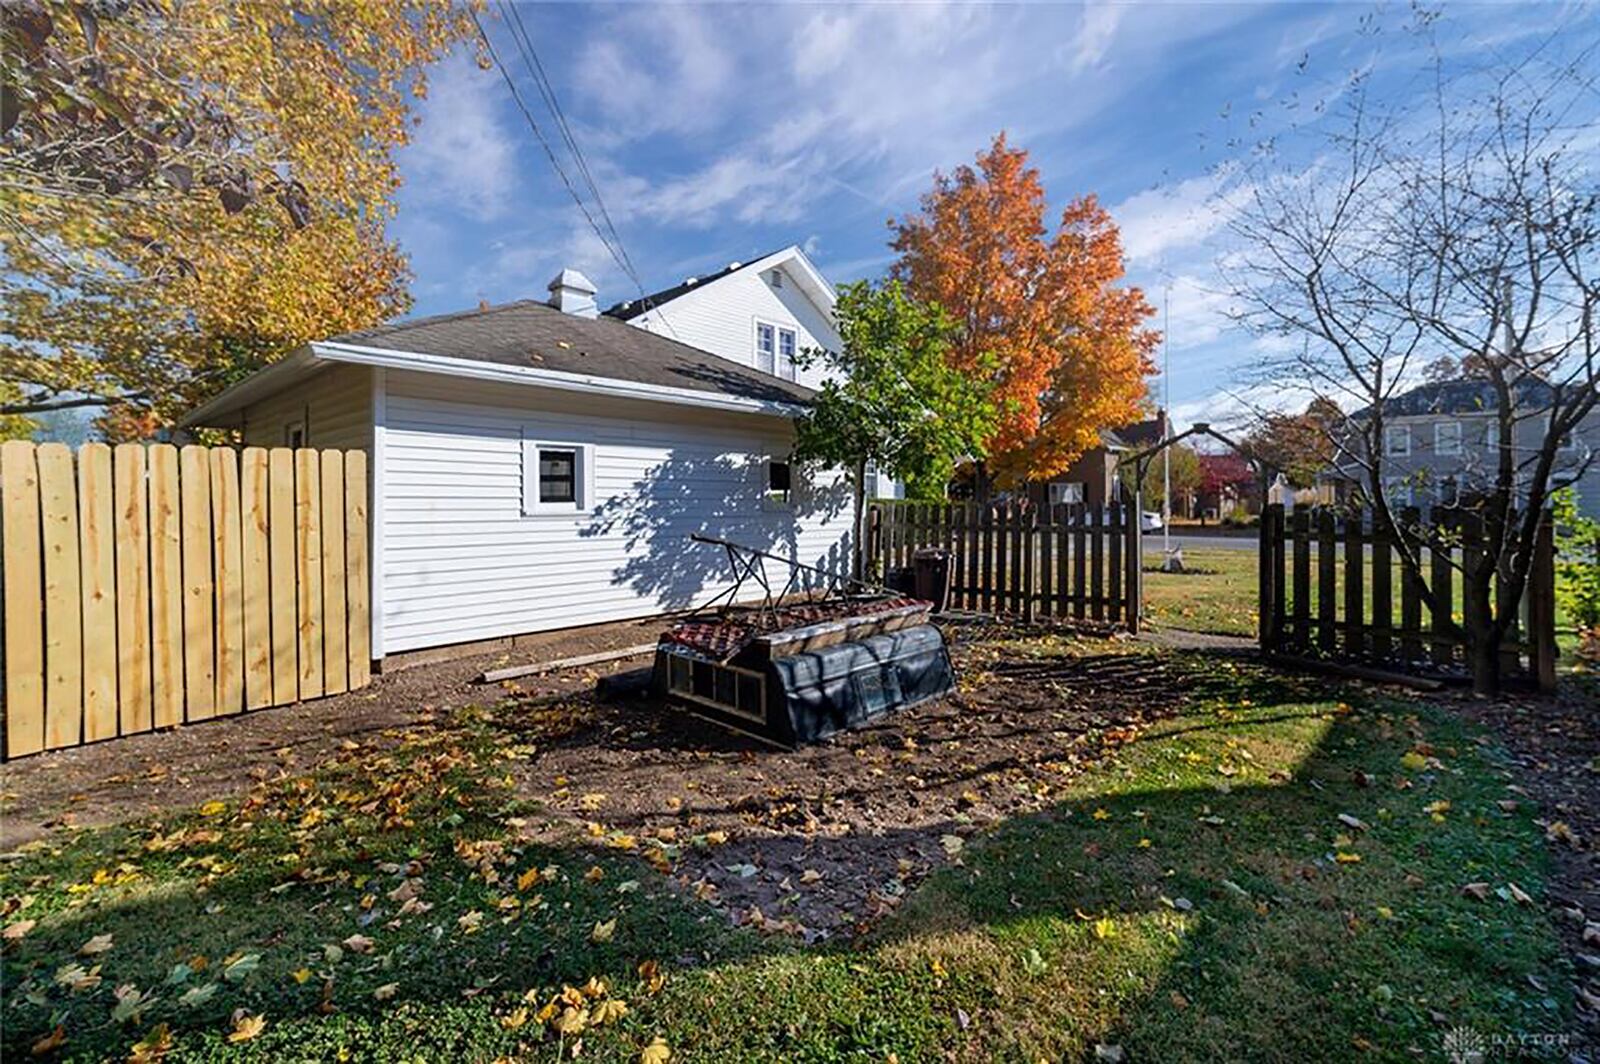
top-left (389, 2), bottom-right (1598, 430)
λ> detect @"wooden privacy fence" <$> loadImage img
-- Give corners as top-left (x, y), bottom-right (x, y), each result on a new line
top-left (1258, 503), bottom-right (1558, 690)
top-left (869, 500), bottom-right (1143, 630)
top-left (1, 441), bottom-right (371, 759)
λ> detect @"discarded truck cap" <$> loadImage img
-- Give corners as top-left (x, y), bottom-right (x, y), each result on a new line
top-left (654, 534), bottom-right (956, 747)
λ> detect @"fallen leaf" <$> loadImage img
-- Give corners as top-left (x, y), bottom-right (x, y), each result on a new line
top-left (555, 1005), bottom-right (589, 1035)
top-left (1506, 882), bottom-right (1533, 905)
top-left (585, 866), bottom-right (605, 883)
top-left (222, 953), bottom-right (261, 983)
top-left (593, 998), bottom-right (629, 1024)
top-left (1460, 882), bottom-right (1490, 901)
top-left (799, 869), bottom-right (823, 884)
top-left (373, 983), bottom-right (399, 1001)
top-left (79, 933), bottom-right (115, 956)
top-left (179, 983), bottom-right (219, 1008)
top-left (31, 1025), bottom-right (66, 1056)
top-left (127, 1023), bottom-right (172, 1063)
top-left (1337, 814), bottom-right (1368, 831)
top-left (640, 1036), bottom-right (672, 1063)
top-left (342, 934), bottom-right (375, 954)
top-left (501, 1007), bottom-right (529, 1030)
top-left (226, 1013), bottom-right (267, 1044)
top-left (200, 801), bottom-right (228, 818)
top-left (940, 834), bottom-right (965, 857)
top-left (1546, 821), bottom-right (1579, 846)
top-left (591, 919), bottom-right (616, 943)
top-left (4, 920), bottom-right (36, 941)
top-left (516, 868), bottom-right (540, 892)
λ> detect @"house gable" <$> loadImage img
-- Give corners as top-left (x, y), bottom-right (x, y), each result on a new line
top-left (605, 247), bottom-right (841, 390)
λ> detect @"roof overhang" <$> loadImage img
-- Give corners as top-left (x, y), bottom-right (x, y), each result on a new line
top-left (182, 340), bottom-right (810, 427)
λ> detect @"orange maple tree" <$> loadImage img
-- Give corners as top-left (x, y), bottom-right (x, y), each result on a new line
top-left (889, 133), bottom-right (1159, 488)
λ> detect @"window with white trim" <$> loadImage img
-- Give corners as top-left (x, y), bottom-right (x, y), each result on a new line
top-left (778, 328), bottom-right (797, 381)
top-left (1434, 420), bottom-right (1461, 456)
top-left (755, 322), bottom-right (776, 374)
top-left (522, 437), bottom-right (594, 515)
top-left (1048, 481), bottom-right (1085, 506)
top-left (1385, 424), bottom-right (1411, 457)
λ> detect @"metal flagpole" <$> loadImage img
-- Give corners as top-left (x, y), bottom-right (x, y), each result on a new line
top-left (1163, 288), bottom-right (1171, 556)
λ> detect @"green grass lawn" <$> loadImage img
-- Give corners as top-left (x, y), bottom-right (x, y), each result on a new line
top-left (1142, 548), bottom-right (1260, 637)
top-left (1143, 545), bottom-right (1589, 668)
top-left (1, 646), bottom-right (1575, 1062)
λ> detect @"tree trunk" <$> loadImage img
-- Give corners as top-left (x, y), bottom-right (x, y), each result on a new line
top-left (1463, 577), bottom-right (1502, 696)
top-left (1467, 628), bottom-right (1502, 696)
top-left (974, 460), bottom-right (992, 504)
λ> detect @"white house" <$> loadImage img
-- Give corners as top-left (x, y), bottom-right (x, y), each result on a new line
top-left (606, 245), bottom-right (904, 499)
top-left (183, 269), bottom-right (856, 663)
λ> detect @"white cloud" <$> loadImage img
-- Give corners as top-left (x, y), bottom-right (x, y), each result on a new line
top-left (573, 7), bottom-right (735, 139)
top-left (402, 55), bottom-right (519, 221)
top-left (1113, 168), bottom-right (1251, 267)
top-left (1067, 3), bottom-right (1124, 75)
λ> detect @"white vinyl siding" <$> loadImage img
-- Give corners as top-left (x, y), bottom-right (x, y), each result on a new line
top-left (627, 260), bottom-right (838, 390)
top-left (239, 363), bottom-right (373, 452)
top-left (378, 371), bottom-right (853, 654)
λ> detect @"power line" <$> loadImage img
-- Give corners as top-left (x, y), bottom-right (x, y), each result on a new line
top-left (499, 1), bottom-right (639, 289)
top-left (467, 6), bottom-right (663, 325)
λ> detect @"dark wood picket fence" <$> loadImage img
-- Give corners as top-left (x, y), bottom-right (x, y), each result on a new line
top-left (1258, 503), bottom-right (1559, 690)
top-left (868, 500), bottom-right (1143, 630)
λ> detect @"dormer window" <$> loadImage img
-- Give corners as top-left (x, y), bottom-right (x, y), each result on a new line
top-left (778, 328), bottom-right (797, 380)
top-left (756, 322), bottom-right (776, 374)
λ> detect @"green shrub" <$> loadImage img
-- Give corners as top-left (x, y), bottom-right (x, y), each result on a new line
top-left (1551, 488), bottom-right (1600, 633)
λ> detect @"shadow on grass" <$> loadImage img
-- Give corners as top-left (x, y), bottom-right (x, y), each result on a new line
top-left (0, 652), bottom-right (1573, 1062)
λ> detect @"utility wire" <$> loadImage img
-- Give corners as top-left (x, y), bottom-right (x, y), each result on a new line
top-left (500, 1), bottom-right (639, 290)
top-left (468, 6), bottom-right (670, 329)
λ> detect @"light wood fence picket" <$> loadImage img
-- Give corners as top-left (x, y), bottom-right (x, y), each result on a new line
top-left (1, 442), bottom-right (369, 758)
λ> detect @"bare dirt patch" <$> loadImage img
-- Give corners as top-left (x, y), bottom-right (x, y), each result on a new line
top-left (503, 626), bottom-right (1193, 941)
top-left (0, 618), bottom-right (661, 849)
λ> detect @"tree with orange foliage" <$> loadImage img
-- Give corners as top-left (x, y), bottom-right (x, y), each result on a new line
top-left (890, 134), bottom-right (1159, 492)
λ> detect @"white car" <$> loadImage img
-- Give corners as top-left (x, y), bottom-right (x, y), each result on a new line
top-left (1142, 511), bottom-right (1165, 533)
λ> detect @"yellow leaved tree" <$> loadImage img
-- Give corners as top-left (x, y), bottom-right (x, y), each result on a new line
top-left (1, 0), bottom-right (480, 439)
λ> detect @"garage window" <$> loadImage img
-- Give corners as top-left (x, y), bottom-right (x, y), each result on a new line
top-left (522, 437), bottom-right (593, 515)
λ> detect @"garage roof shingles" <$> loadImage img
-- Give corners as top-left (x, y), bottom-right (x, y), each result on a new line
top-left (332, 299), bottom-right (814, 406)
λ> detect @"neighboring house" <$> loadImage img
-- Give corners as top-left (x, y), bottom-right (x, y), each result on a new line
top-left (1029, 411), bottom-right (1169, 511)
top-left (605, 245), bottom-right (904, 500)
top-left (184, 269), bottom-right (855, 663)
top-left (1324, 378), bottom-right (1599, 518)
top-left (604, 245), bottom-right (837, 391)
top-left (1197, 453), bottom-right (1258, 520)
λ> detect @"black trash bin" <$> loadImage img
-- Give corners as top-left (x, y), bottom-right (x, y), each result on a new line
top-left (912, 548), bottom-right (952, 612)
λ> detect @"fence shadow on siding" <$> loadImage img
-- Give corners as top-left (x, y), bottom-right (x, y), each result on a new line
top-left (580, 451), bottom-right (852, 610)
